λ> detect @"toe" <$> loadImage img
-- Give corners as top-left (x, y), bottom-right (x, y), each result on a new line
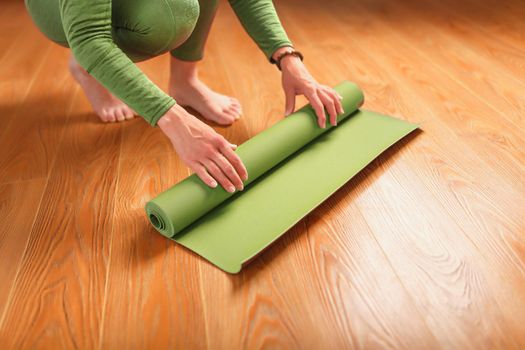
top-left (232, 101), bottom-right (243, 114)
top-left (124, 108), bottom-right (135, 120)
top-left (99, 109), bottom-right (112, 123)
top-left (106, 109), bottom-right (117, 123)
top-left (217, 111), bottom-right (235, 125)
top-left (115, 109), bottom-right (126, 122)
top-left (224, 109), bottom-right (239, 121)
top-left (226, 105), bottom-right (241, 119)
top-left (230, 97), bottom-right (240, 106)
top-left (229, 103), bottom-right (241, 115)
top-left (231, 98), bottom-right (242, 109)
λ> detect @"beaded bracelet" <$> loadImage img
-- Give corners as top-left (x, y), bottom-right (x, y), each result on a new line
top-left (273, 50), bottom-right (304, 70)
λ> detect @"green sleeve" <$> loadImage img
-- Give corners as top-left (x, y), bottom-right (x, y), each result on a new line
top-left (228, 0), bottom-right (293, 61)
top-left (59, 0), bottom-right (176, 126)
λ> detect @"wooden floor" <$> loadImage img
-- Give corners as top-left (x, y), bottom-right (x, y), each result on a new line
top-left (1, 0), bottom-right (524, 348)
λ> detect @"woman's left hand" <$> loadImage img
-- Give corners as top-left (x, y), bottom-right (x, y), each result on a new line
top-left (276, 49), bottom-right (344, 128)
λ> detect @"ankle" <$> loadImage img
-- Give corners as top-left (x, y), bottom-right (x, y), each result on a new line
top-left (169, 56), bottom-right (200, 85)
top-left (68, 56), bottom-right (89, 80)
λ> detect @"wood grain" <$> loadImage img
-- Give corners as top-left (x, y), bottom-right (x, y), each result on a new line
top-left (1, 0), bottom-right (524, 348)
top-left (99, 152), bottom-right (208, 349)
top-left (0, 53), bottom-right (122, 348)
top-left (0, 15), bottom-right (52, 142)
top-left (0, 45), bottom-right (74, 183)
top-left (0, 2), bottom-right (27, 60)
top-left (0, 180), bottom-right (46, 320)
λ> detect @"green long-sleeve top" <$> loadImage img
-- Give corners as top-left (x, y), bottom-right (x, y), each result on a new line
top-left (60, 0), bottom-right (292, 126)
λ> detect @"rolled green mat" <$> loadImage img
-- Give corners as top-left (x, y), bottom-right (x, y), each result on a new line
top-left (146, 81), bottom-right (364, 237)
top-left (146, 81), bottom-right (419, 273)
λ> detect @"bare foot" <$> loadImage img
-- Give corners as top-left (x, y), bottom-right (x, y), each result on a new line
top-left (68, 57), bottom-right (135, 123)
top-left (169, 76), bottom-right (242, 126)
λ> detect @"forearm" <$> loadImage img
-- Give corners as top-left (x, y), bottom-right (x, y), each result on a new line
top-left (228, 0), bottom-right (292, 60)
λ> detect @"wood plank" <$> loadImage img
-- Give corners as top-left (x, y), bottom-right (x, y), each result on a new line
top-left (427, 0), bottom-right (525, 54)
top-left (0, 2), bottom-right (27, 60)
top-left (323, 0), bottom-right (525, 198)
top-left (451, 0), bottom-right (525, 46)
top-left (283, 0), bottom-right (525, 346)
top-left (353, 150), bottom-right (519, 349)
top-left (98, 151), bottom-right (208, 348)
top-left (0, 20), bottom-right (52, 142)
top-left (0, 46), bottom-right (73, 183)
top-left (0, 88), bottom-right (122, 348)
top-left (388, 0), bottom-right (525, 128)
top-left (398, 0), bottom-right (525, 82)
top-left (0, 179), bottom-right (46, 320)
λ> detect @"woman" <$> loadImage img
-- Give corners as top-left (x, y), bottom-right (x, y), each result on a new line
top-left (25, 0), bottom-right (344, 193)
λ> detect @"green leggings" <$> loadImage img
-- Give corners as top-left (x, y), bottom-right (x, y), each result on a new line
top-left (25, 0), bottom-right (218, 62)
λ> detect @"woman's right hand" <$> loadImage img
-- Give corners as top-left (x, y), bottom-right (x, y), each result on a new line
top-left (157, 105), bottom-right (248, 193)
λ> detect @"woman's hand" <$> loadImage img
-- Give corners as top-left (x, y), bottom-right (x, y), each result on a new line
top-left (158, 105), bottom-right (248, 192)
top-left (275, 48), bottom-right (344, 128)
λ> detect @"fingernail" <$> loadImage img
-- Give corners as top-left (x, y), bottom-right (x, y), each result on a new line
top-left (227, 186), bottom-right (235, 193)
top-left (211, 180), bottom-right (217, 188)
top-left (230, 143), bottom-right (238, 149)
top-left (239, 184), bottom-right (244, 191)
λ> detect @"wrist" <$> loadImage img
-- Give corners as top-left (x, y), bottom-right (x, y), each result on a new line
top-left (280, 54), bottom-right (302, 71)
top-left (271, 46), bottom-right (294, 62)
top-left (158, 105), bottom-right (186, 130)
top-left (271, 47), bottom-right (304, 71)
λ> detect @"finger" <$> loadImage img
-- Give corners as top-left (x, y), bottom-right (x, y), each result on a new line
top-left (193, 163), bottom-right (218, 188)
top-left (333, 91), bottom-right (345, 115)
top-left (305, 90), bottom-right (326, 128)
top-left (203, 159), bottom-right (236, 193)
top-left (325, 85), bottom-right (345, 114)
top-left (324, 85), bottom-right (342, 101)
top-left (212, 152), bottom-right (244, 191)
top-left (284, 88), bottom-right (296, 116)
top-left (319, 90), bottom-right (338, 126)
top-left (325, 88), bottom-right (344, 115)
top-left (221, 144), bottom-right (248, 182)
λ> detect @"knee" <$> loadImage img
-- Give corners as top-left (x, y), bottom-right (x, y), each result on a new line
top-left (114, 0), bottom-right (200, 61)
top-left (167, 0), bottom-right (201, 38)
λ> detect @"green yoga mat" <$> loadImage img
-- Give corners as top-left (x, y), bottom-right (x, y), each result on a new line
top-left (146, 81), bottom-right (419, 273)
